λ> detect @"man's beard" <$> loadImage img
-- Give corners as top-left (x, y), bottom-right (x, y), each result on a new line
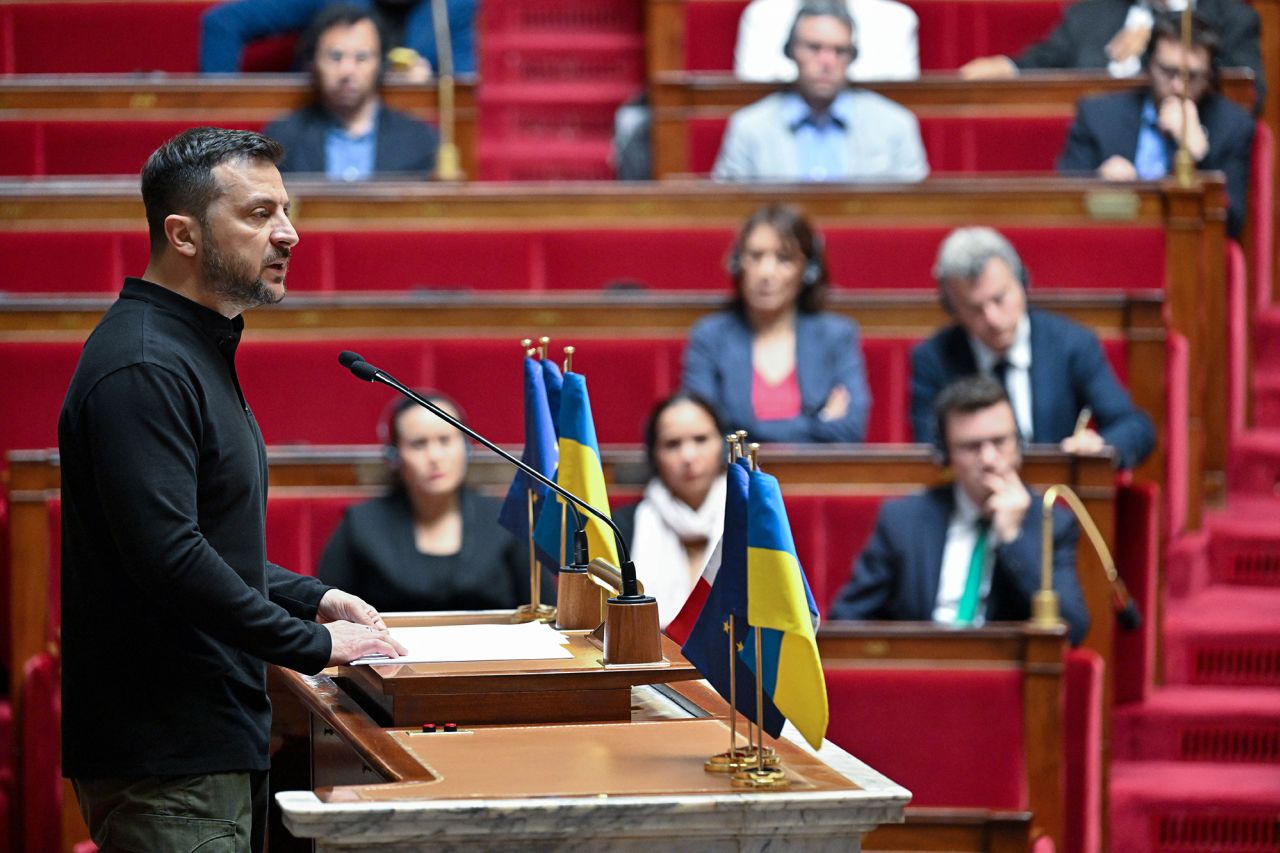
top-left (201, 228), bottom-right (287, 309)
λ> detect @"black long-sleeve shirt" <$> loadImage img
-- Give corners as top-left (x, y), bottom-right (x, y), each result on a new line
top-left (59, 278), bottom-right (332, 779)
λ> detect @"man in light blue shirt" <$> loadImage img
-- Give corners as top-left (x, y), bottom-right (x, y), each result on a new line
top-left (264, 4), bottom-right (438, 180)
top-left (713, 0), bottom-right (929, 182)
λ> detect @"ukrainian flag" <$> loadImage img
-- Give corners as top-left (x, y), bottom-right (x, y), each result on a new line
top-left (534, 371), bottom-right (619, 566)
top-left (744, 469), bottom-right (828, 750)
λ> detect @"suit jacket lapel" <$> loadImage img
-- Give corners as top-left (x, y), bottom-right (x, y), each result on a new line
top-left (794, 313), bottom-right (819, 411)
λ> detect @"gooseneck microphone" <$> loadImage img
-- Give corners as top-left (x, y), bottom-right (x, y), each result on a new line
top-left (339, 351), bottom-right (648, 602)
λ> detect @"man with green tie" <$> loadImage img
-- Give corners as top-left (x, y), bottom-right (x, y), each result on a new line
top-left (828, 376), bottom-right (1090, 645)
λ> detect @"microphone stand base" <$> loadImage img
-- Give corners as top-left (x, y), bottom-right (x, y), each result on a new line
top-left (511, 603), bottom-right (557, 624)
top-left (603, 595), bottom-right (662, 665)
top-left (555, 567), bottom-right (600, 631)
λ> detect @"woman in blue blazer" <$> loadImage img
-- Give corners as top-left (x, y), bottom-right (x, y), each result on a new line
top-left (682, 204), bottom-right (871, 443)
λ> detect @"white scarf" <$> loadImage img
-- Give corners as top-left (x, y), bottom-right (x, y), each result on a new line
top-left (631, 474), bottom-right (726, 627)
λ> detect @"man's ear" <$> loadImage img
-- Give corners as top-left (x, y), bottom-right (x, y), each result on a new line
top-left (164, 214), bottom-right (200, 258)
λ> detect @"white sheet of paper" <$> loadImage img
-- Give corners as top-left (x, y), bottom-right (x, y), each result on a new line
top-left (350, 620), bottom-right (574, 665)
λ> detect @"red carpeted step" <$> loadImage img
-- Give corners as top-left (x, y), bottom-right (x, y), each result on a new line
top-left (477, 139), bottom-right (614, 181)
top-left (1205, 499), bottom-right (1280, 586)
top-left (1113, 686), bottom-right (1280, 762)
top-left (1110, 761), bottom-right (1280, 852)
top-left (1251, 374), bottom-right (1280, 430)
top-left (1251, 307), bottom-right (1280, 373)
top-left (1163, 587), bottom-right (1280, 687)
top-left (482, 32), bottom-right (644, 86)
top-left (1226, 431), bottom-right (1280, 497)
top-left (482, 0), bottom-right (642, 35)
top-left (1164, 530), bottom-right (1211, 600)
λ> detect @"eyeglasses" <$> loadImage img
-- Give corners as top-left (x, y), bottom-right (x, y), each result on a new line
top-left (792, 40), bottom-right (855, 60)
top-left (949, 432), bottom-right (1018, 457)
top-left (1151, 62), bottom-right (1210, 85)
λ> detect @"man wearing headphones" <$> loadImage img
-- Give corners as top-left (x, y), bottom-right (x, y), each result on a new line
top-left (712, 0), bottom-right (928, 182)
top-left (959, 0), bottom-right (1263, 112)
top-left (829, 376), bottom-right (1090, 645)
top-left (264, 4), bottom-right (438, 179)
top-left (1057, 13), bottom-right (1255, 236)
top-left (910, 227), bottom-right (1156, 470)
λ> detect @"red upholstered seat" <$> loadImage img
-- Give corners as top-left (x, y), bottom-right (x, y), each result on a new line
top-left (0, 2), bottom-right (293, 73)
top-left (1114, 483), bottom-right (1159, 707)
top-left (0, 120), bottom-right (263, 176)
top-left (1064, 648), bottom-right (1104, 853)
top-left (20, 651), bottom-right (60, 853)
top-left (784, 494), bottom-right (885, 617)
top-left (823, 665), bottom-right (1027, 808)
top-left (266, 495), bottom-right (363, 576)
top-left (909, 0), bottom-right (1073, 70)
top-left (0, 226), bottom-right (1165, 294)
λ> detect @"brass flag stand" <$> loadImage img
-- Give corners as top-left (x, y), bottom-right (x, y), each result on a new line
top-left (703, 435), bottom-right (782, 782)
top-left (512, 337), bottom-right (556, 624)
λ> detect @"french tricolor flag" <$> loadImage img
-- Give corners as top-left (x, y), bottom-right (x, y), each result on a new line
top-left (663, 536), bottom-right (721, 646)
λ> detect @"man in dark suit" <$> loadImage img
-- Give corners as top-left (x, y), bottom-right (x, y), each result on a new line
top-left (829, 376), bottom-right (1090, 645)
top-left (264, 4), bottom-right (438, 179)
top-left (910, 227), bottom-right (1156, 470)
top-left (959, 0), bottom-right (1263, 109)
top-left (1057, 13), bottom-right (1255, 237)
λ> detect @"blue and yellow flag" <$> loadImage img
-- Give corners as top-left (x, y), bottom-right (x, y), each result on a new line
top-left (742, 470), bottom-right (828, 749)
top-left (497, 356), bottom-right (560, 570)
top-left (681, 459), bottom-right (785, 733)
top-left (534, 372), bottom-right (618, 566)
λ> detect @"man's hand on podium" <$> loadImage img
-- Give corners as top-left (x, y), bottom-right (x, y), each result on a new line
top-left (318, 589), bottom-right (408, 664)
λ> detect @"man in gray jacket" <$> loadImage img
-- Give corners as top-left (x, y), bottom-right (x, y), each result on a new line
top-left (713, 0), bottom-right (929, 182)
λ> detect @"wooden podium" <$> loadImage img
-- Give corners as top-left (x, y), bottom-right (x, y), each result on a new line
top-left (270, 613), bottom-right (909, 851)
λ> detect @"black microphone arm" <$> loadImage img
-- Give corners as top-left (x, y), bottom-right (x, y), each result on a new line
top-left (339, 352), bottom-right (646, 600)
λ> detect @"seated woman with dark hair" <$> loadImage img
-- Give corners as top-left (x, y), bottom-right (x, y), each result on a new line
top-left (682, 203), bottom-right (872, 443)
top-left (319, 393), bottom-right (550, 611)
top-left (614, 393), bottom-right (728, 627)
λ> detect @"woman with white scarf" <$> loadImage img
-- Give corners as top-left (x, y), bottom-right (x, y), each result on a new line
top-left (613, 393), bottom-right (728, 628)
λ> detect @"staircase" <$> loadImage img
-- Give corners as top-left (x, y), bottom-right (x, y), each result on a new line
top-left (1109, 290), bottom-right (1280, 850)
top-left (476, 0), bottom-right (645, 180)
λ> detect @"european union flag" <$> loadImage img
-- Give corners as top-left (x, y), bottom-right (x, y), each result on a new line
top-left (542, 358), bottom-right (563, 437)
top-left (497, 356), bottom-right (560, 570)
top-left (681, 459), bottom-right (784, 734)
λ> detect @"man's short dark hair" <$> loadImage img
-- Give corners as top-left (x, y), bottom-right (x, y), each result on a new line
top-left (933, 375), bottom-right (1013, 456)
top-left (1146, 12), bottom-right (1221, 77)
top-left (296, 3), bottom-right (386, 69)
top-left (141, 127), bottom-right (284, 251)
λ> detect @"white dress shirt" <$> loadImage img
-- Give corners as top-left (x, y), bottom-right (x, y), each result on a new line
top-left (734, 0), bottom-right (920, 82)
top-left (969, 314), bottom-right (1033, 441)
top-left (932, 485), bottom-right (995, 625)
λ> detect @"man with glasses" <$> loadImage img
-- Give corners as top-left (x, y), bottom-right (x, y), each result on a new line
top-left (712, 0), bottom-right (928, 181)
top-left (1057, 13), bottom-right (1254, 235)
top-left (828, 376), bottom-right (1090, 645)
top-left (911, 227), bottom-right (1156, 471)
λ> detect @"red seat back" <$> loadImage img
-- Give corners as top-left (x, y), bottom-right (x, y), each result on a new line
top-left (1064, 648), bottom-right (1104, 853)
top-left (265, 494), bottom-right (364, 576)
top-left (824, 665), bottom-right (1027, 807)
top-left (0, 2), bottom-right (293, 73)
top-left (20, 652), bottom-right (60, 853)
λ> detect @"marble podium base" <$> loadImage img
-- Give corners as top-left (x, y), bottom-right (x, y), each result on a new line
top-left (278, 685), bottom-right (910, 852)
